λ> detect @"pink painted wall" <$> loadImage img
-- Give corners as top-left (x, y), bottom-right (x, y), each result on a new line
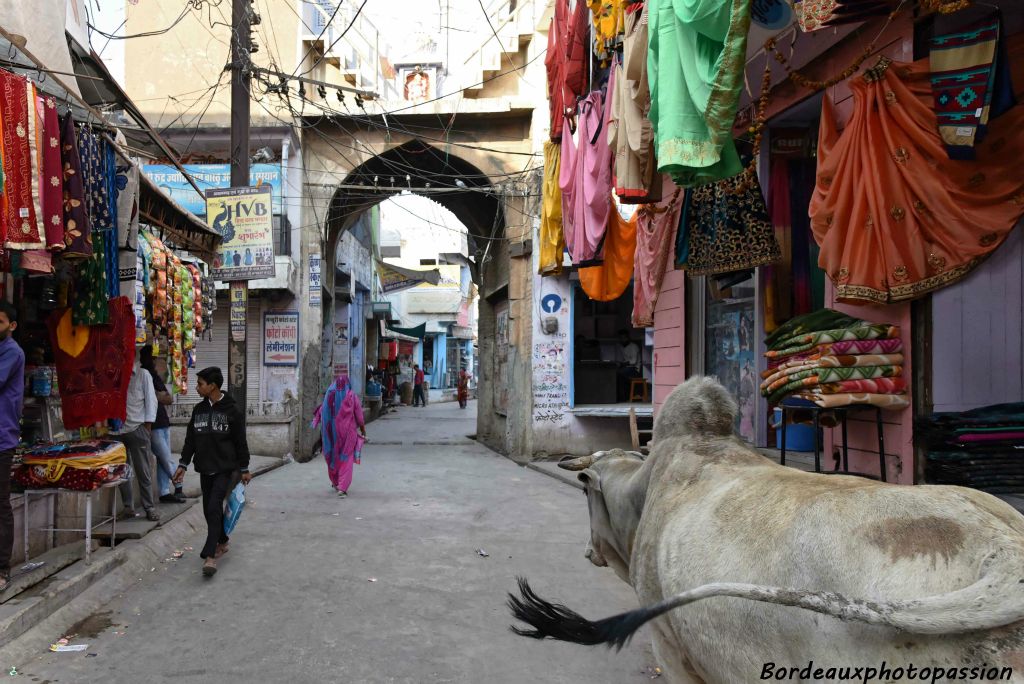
top-left (653, 269), bottom-right (686, 415)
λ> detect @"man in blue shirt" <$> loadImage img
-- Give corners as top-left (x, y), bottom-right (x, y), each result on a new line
top-left (0, 302), bottom-right (24, 592)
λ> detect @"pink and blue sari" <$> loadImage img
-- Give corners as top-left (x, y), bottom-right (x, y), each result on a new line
top-left (312, 375), bottom-right (365, 492)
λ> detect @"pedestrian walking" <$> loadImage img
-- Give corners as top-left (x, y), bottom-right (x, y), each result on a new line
top-left (413, 364), bottom-right (426, 407)
top-left (140, 347), bottom-right (184, 504)
top-left (457, 369), bottom-right (470, 409)
top-left (113, 351), bottom-right (160, 522)
top-left (0, 303), bottom-right (24, 593)
top-left (173, 367), bottom-right (251, 577)
top-left (312, 374), bottom-right (366, 498)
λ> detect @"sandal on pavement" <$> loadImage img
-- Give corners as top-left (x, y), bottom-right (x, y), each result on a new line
top-left (202, 558), bottom-right (218, 577)
top-left (337, 490), bottom-right (348, 498)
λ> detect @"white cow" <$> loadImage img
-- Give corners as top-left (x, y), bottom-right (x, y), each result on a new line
top-left (509, 377), bottom-right (1024, 683)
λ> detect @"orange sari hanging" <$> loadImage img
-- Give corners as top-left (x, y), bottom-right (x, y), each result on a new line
top-left (810, 57), bottom-right (1024, 304)
top-left (579, 202), bottom-right (637, 302)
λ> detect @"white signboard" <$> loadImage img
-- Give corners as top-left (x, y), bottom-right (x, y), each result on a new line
top-left (263, 312), bottom-right (299, 367)
top-left (309, 252), bottom-right (322, 306)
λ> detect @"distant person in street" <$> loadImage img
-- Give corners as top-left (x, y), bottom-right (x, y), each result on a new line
top-left (113, 350), bottom-right (160, 522)
top-left (413, 364), bottom-right (426, 407)
top-left (141, 347), bottom-right (184, 504)
top-left (312, 374), bottom-right (366, 498)
top-left (173, 367), bottom-right (251, 577)
top-left (457, 368), bottom-right (470, 409)
top-left (0, 303), bottom-right (24, 593)
top-left (616, 329), bottom-right (642, 403)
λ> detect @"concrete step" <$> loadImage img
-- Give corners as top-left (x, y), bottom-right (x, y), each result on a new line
top-left (0, 546), bottom-right (120, 649)
top-left (0, 541), bottom-right (95, 606)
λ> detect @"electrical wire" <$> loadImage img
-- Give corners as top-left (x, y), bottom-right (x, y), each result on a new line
top-left (88, 0), bottom-right (214, 40)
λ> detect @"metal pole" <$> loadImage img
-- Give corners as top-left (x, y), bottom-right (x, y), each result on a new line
top-left (229, 0), bottom-right (252, 412)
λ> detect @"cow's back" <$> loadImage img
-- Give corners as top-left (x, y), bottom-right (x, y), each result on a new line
top-left (631, 438), bottom-right (1024, 682)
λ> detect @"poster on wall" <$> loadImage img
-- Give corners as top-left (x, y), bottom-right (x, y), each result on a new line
top-left (532, 281), bottom-right (571, 427)
top-left (145, 163), bottom-right (282, 217)
top-left (495, 302), bottom-right (511, 416)
top-left (206, 186), bottom-right (276, 280)
top-left (263, 312), bottom-right (299, 367)
top-left (309, 253), bottom-right (322, 306)
top-left (229, 283), bottom-right (247, 342)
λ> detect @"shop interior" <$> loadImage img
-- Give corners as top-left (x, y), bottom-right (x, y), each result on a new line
top-left (572, 281), bottom-right (653, 406)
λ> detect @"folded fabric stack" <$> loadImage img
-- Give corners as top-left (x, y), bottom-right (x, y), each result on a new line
top-left (762, 309), bottom-right (908, 409)
top-left (919, 403), bottom-right (1024, 493)
top-left (12, 440), bottom-right (128, 491)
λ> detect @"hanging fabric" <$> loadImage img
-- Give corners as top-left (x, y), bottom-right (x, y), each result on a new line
top-left (579, 200), bottom-right (637, 301)
top-left (561, 89), bottom-right (613, 266)
top-left (48, 297), bottom-right (136, 429)
top-left (38, 96), bottom-right (64, 251)
top-left (587, 0), bottom-right (627, 64)
top-left (675, 168), bottom-right (781, 276)
top-left (794, 0), bottom-right (898, 32)
top-left (632, 177), bottom-right (683, 327)
top-left (546, 0), bottom-right (590, 142)
top-left (810, 57), bottom-right (1024, 304)
top-left (647, 0), bottom-right (750, 187)
top-left (58, 113), bottom-right (92, 257)
top-left (929, 15), bottom-right (1016, 160)
top-left (0, 69), bottom-right (38, 248)
top-left (538, 140), bottom-right (565, 276)
top-left (613, 1), bottom-right (660, 204)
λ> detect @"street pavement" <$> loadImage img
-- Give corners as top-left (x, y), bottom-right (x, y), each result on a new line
top-left (13, 401), bottom-right (656, 683)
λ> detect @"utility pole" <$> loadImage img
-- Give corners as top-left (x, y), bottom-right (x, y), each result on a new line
top-left (228, 0), bottom-right (252, 412)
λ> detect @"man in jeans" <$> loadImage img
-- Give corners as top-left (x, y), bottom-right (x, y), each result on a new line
top-left (0, 303), bottom-right (24, 592)
top-left (141, 348), bottom-right (184, 504)
top-left (114, 352), bottom-right (160, 522)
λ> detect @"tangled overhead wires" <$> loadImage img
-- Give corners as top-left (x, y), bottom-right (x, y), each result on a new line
top-left (88, 0), bottom-right (221, 40)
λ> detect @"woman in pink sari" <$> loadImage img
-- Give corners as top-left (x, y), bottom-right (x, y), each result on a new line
top-left (312, 375), bottom-right (366, 498)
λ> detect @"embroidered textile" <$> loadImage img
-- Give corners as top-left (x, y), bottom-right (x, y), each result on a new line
top-left (647, 0), bottom-right (749, 187)
top-left (794, 0), bottom-right (897, 32)
top-left (0, 69), bottom-right (37, 247)
top-left (929, 16), bottom-right (1016, 160)
top-left (815, 377), bottom-right (907, 395)
top-left (58, 113), bottom-right (91, 257)
top-left (765, 308), bottom-right (863, 351)
top-left (48, 297), bottom-right (136, 429)
top-left (674, 169), bottom-right (781, 276)
top-left (579, 203), bottom-right (637, 301)
top-left (539, 141), bottom-right (565, 276)
top-left (766, 324), bottom-right (900, 359)
top-left (38, 97), bottom-right (64, 251)
top-left (632, 178), bottom-right (683, 327)
top-left (810, 58), bottom-right (1024, 304)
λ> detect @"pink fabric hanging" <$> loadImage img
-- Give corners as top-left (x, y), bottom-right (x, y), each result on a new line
top-left (562, 89), bottom-right (613, 266)
top-left (632, 176), bottom-right (683, 327)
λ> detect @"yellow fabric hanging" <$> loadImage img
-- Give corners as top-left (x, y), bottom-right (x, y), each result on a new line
top-left (539, 141), bottom-right (565, 276)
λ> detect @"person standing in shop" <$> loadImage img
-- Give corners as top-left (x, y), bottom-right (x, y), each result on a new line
top-left (113, 351), bottom-right (160, 522)
top-left (412, 364), bottom-right (426, 407)
top-left (173, 367), bottom-right (251, 577)
top-left (141, 347), bottom-right (184, 504)
top-left (0, 303), bottom-right (24, 593)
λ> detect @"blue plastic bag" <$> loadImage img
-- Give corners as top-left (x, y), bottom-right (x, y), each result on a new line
top-left (223, 483), bottom-right (246, 535)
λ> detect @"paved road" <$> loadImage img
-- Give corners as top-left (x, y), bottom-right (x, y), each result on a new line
top-left (15, 401), bottom-right (655, 683)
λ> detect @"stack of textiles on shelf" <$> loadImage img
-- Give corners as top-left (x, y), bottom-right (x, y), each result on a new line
top-left (761, 308), bottom-right (907, 409)
top-left (11, 440), bottom-right (129, 491)
top-left (919, 403), bottom-right (1024, 494)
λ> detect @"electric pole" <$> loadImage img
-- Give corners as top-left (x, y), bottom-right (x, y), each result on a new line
top-left (228, 0), bottom-right (252, 412)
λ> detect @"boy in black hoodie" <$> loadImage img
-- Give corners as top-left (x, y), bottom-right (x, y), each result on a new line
top-left (173, 367), bottom-right (251, 577)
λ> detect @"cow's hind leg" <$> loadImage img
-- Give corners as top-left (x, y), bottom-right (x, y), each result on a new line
top-left (650, 622), bottom-right (707, 684)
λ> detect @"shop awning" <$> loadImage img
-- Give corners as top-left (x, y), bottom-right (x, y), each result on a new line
top-left (379, 320), bottom-right (419, 343)
top-left (378, 261), bottom-right (441, 294)
top-left (391, 323), bottom-right (426, 340)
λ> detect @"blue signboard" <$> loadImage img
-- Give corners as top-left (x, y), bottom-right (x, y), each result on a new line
top-left (142, 163), bottom-right (283, 217)
top-left (541, 294), bottom-right (563, 314)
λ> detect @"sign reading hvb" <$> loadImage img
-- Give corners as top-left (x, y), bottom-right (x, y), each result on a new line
top-left (206, 186), bottom-right (276, 281)
top-left (264, 311), bottom-right (299, 366)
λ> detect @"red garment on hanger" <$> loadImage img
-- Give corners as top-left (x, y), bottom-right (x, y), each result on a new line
top-left (546, 0), bottom-right (590, 142)
top-left (47, 297), bottom-right (136, 429)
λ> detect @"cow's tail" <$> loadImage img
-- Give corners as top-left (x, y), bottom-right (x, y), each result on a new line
top-left (508, 564), bottom-right (1024, 648)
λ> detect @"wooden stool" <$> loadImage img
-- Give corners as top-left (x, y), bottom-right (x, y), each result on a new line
top-left (628, 378), bottom-right (649, 403)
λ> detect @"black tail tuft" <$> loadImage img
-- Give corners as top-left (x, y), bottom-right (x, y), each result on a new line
top-left (507, 577), bottom-right (661, 651)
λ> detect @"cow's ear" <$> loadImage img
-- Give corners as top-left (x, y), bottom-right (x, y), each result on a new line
top-left (577, 468), bottom-right (601, 492)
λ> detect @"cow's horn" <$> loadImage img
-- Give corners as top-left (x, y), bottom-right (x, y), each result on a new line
top-left (557, 455), bottom-right (594, 471)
